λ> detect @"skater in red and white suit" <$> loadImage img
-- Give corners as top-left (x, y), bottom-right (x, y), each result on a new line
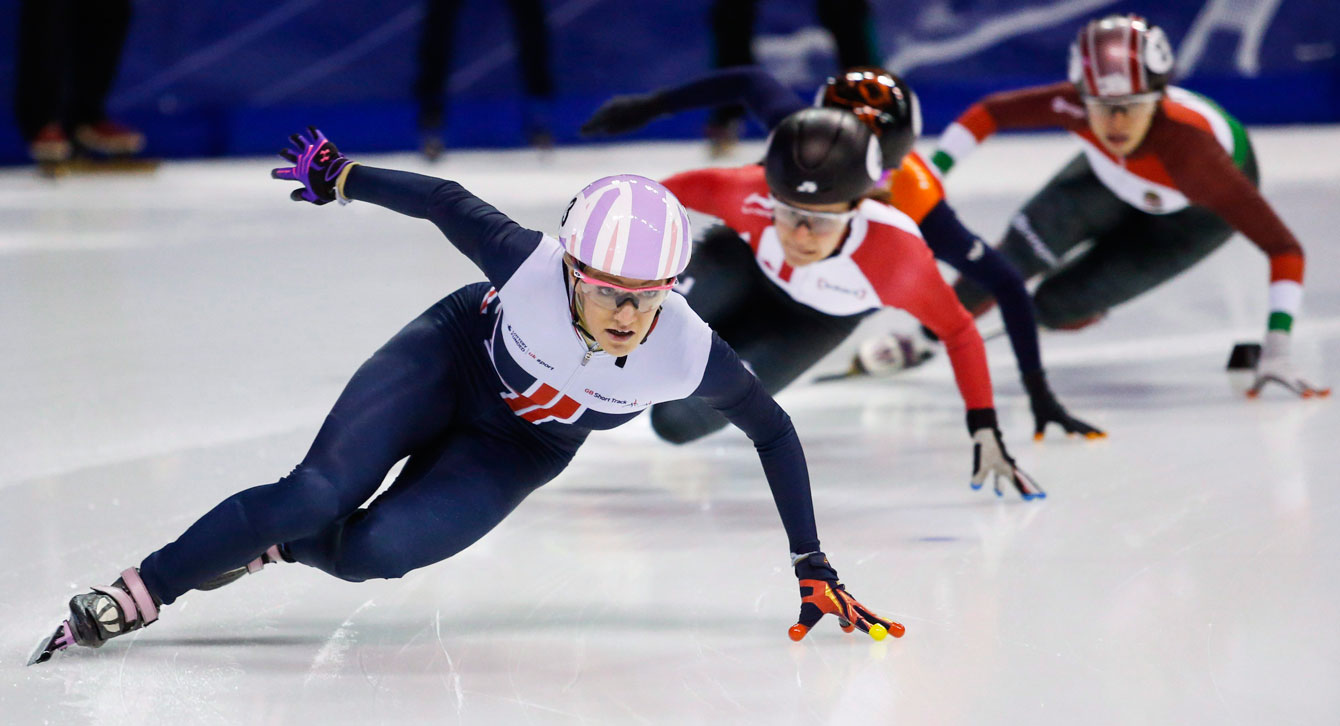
top-left (650, 108), bottom-right (1043, 500)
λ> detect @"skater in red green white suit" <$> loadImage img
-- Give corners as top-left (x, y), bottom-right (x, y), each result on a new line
top-left (931, 14), bottom-right (1328, 398)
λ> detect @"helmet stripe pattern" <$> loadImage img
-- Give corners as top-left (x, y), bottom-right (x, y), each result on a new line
top-left (578, 183), bottom-right (618, 264)
top-left (1072, 14), bottom-right (1172, 100)
top-left (1082, 22), bottom-right (1100, 97)
top-left (561, 174), bottom-right (693, 280)
top-left (1127, 16), bottom-right (1144, 94)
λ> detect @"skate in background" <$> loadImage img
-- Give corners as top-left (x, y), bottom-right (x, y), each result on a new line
top-left (14, 0), bottom-right (156, 178)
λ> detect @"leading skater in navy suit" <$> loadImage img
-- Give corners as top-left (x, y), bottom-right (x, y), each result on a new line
top-left (31, 128), bottom-right (901, 665)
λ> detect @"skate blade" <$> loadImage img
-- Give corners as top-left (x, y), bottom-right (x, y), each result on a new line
top-left (195, 566), bottom-right (248, 591)
top-left (813, 359), bottom-right (867, 384)
top-left (38, 157), bottom-right (161, 178)
top-left (27, 622), bottom-right (74, 666)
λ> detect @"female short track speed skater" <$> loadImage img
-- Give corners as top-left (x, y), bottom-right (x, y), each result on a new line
top-left (582, 65), bottom-right (1102, 439)
top-left (930, 14), bottom-right (1328, 398)
top-left (29, 127), bottom-right (900, 666)
top-left (639, 107), bottom-right (1044, 500)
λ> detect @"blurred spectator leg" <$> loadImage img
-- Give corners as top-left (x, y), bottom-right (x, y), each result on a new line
top-left (414, 0), bottom-right (464, 160)
top-left (15, 0), bottom-right (72, 162)
top-left (69, 0), bottom-right (143, 156)
top-left (707, 0), bottom-right (758, 156)
top-left (505, 0), bottom-right (554, 148)
top-left (817, 0), bottom-right (880, 68)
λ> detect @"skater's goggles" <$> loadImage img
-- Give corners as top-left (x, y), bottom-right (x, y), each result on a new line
top-left (1081, 93), bottom-right (1161, 110)
top-left (771, 198), bottom-right (857, 236)
top-left (571, 267), bottom-right (675, 311)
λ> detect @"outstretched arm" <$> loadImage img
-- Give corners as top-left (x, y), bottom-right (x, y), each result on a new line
top-left (692, 334), bottom-right (819, 555)
top-left (860, 229), bottom-right (1044, 499)
top-left (343, 167), bottom-right (540, 286)
top-left (692, 334), bottom-right (902, 641)
top-left (1160, 122), bottom-right (1327, 398)
top-left (920, 201), bottom-right (1104, 439)
top-left (931, 82), bottom-right (1087, 177)
top-left (272, 127), bottom-right (541, 288)
top-left (581, 66), bottom-right (807, 137)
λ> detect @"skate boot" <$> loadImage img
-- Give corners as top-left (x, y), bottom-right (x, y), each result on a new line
top-left (29, 567), bottom-right (160, 665)
top-left (73, 119), bottom-right (146, 156)
top-left (854, 329), bottom-right (936, 376)
top-left (29, 122), bottom-right (72, 163)
top-left (195, 544), bottom-right (291, 591)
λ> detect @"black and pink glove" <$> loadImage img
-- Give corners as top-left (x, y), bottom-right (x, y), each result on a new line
top-left (270, 126), bottom-right (355, 205)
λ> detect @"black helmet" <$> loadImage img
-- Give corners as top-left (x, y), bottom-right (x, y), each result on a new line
top-left (817, 66), bottom-right (921, 169)
top-left (764, 107), bottom-right (883, 206)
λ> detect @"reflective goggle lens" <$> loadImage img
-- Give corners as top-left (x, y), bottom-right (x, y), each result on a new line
top-left (772, 201), bottom-right (855, 236)
top-left (572, 269), bottom-right (673, 311)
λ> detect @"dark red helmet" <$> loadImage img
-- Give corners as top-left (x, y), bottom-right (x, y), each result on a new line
top-left (816, 66), bottom-right (921, 169)
top-left (1068, 14), bottom-right (1174, 102)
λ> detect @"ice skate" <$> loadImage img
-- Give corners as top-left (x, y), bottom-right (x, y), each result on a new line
top-left (29, 122), bottom-right (72, 164)
top-left (195, 544), bottom-right (291, 591)
top-left (28, 568), bottom-right (160, 665)
top-left (815, 329), bottom-right (936, 383)
top-left (73, 119), bottom-right (146, 156)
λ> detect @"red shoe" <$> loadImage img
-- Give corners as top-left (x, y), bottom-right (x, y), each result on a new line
top-left (29, 123), bottom-right (72, 163)
top-left (74, 119), bottom-right (146, 155)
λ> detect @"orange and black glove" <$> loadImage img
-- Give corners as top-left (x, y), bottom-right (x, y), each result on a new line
top-left (789, 552), bottom-right (904, 642)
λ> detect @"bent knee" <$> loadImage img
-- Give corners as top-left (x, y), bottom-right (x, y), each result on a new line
top-left (1034, 299), bottom-right (1106, 331)
top-left (240, 465), bottom-right (346, 539)
top-left (331, 543), bottom-right (423, 583)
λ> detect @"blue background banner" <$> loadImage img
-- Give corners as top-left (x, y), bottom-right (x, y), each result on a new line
top-left (1, 0), bottom-right (1336, 163)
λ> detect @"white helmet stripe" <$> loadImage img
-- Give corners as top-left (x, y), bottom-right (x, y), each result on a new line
top-left (607, 180), bottom-right (631, 275)
top-left (591, 180), bottom-right (625, 273)
top-left (655, 194), bottom-right (676, 279)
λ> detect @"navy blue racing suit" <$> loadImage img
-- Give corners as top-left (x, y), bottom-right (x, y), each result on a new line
top-left (138, 166), bottom-right (821, 605)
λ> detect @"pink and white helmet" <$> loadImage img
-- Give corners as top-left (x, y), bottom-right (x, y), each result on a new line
top-left (559, 174), bottom-right (693, 281)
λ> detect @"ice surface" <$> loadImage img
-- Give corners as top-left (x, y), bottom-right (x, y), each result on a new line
top-left (2, 128), bottom-right (1338, 724)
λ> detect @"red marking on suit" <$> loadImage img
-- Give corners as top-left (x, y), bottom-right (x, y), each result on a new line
top-left (480, 287), bottom-right (499, 313)
top-left (502, 381), bottom-right (584, 424)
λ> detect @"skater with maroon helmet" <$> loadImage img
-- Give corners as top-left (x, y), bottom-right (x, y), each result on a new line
top-left (932, 14), bottom-right (1327, 398)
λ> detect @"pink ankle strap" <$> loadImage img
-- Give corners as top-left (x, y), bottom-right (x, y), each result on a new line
top-left (246, 545), bottom-right (284, 573)
top-left (119, 568), bottom-right (159, 624)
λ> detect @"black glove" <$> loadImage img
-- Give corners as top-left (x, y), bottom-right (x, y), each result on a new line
top-left (789, 552), bottom-right (903, 642)
top-left (1022, 370), bottom-right (1105, 440)
top-left (580, 93), bottom-right (665, 137)
top-left (967, 409), bottom-right (1045, 500)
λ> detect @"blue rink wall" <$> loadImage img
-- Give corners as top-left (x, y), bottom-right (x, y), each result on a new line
top-left (0, 0), bottom-right (1335, 163)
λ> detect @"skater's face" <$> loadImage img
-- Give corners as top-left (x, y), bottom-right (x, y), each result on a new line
top-left (1085, 97), bottom-right (1159, 156)
top-left (570, 262), bottom-right (673, 356)
top-left (772, 198), bottom-right (855, 267)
